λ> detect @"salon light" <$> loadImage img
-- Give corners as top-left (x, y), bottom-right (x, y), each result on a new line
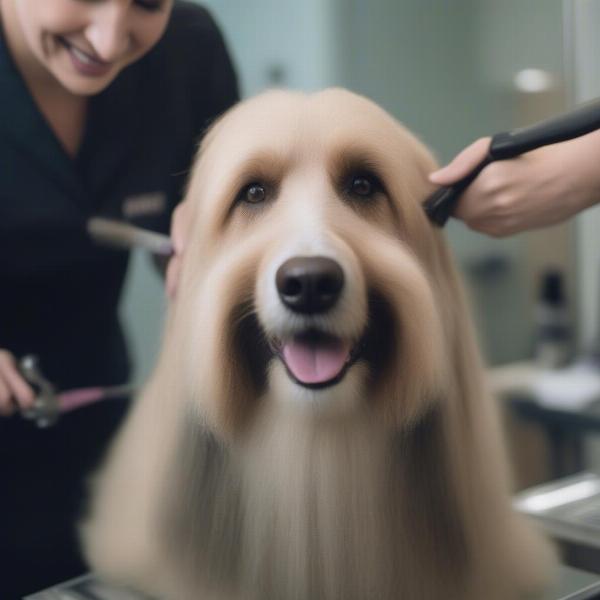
top-left (513, 68), bottom-right (555, 93)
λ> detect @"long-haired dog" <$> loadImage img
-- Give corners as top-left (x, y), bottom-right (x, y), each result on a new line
top-left (81, 89), bottom-right (555, 599)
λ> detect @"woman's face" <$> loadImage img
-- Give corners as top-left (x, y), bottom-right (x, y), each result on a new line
top-left (9, 0), bottom-right (174, 95)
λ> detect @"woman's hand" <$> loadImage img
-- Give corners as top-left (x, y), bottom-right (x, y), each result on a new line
top-left (429, 130), bottom-right (600, 237)
top-left (166, 200), bottom-right (191, 299)
top-left (0, 350), bottom-right (35, 416)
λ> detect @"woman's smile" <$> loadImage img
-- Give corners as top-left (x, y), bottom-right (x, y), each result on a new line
top-left (58, 36), bottom-right (114, 78)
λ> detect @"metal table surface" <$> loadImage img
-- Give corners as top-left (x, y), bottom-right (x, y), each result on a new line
top-left (25, 566), bottom-right (600, 600)
top-left (514, 472), bottom-right (600, 551)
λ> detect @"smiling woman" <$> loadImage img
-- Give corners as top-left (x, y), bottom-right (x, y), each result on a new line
top-left (5, 0), bottom-right (173, 95)
top-left (0, 0), bottom-right (175, 158)
top-left (0, 0), bottom-right (238, 596)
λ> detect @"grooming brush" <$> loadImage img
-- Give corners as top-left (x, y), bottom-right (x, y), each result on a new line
top-left (87, 217), bottom-right (174, 255)
top-left (424, 97), bottom-right (600, 226)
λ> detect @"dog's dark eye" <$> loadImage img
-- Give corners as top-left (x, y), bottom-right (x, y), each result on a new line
top-left (242, 183), bottom-right (267, 204)
top-left (351, 176), bottom-right (374, 196)
top-left (346, 173), bottom-right (382, 200)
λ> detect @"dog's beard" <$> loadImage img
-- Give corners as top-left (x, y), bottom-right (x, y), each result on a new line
top-left (160, 402), bottom-right (471, 600)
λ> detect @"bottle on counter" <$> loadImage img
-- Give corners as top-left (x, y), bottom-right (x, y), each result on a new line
top-left (533, 269), bottom-right (572, 369)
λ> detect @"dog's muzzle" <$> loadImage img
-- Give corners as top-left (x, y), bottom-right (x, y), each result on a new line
top-left (270, 256), bottom-right (359, 389)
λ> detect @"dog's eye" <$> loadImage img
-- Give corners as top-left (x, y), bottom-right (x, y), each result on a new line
top-left (351, 176), bottom-right (374, 196)
top-left (242, 183), bottom-right (267, 204)
top-left (346, 173), bottom-right (382, 200)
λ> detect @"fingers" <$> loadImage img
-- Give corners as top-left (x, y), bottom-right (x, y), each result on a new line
top-left (170, 201), bottom-right (190, 255)
top-left (460, 213), bottom-right (522, 238)
top-left (0, 350), bottom-right (35, 416)
top-left (0, 378), bottom-right (14, 416)
top-left (166, 201), bottom-right (191, 300)
top-left (429, 137), bottom-right (491, 185)
top-left (453, 185), bottom-right (518, 238)
top-left (430, 132), bottom-right (600, 237)
top-left (165, 254), bottom-right (182, 300)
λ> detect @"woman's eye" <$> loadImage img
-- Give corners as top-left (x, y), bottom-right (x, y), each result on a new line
top-left (135, 0), bottom-right (164, 11)
top-left (242, 183), bottom-right (267, 204)
top-left (78, 0), bottom-right (165, 12)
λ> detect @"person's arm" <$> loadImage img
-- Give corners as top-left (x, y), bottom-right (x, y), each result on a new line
top-left (0, 350), bottom-right (34, 416)
top-left (429, 129), bottom-right (600, 237)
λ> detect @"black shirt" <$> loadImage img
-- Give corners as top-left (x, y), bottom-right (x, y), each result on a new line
top-left (0, 3), bottom-right (239, 596)
top-left (0, 0), bottom-right (238, 390)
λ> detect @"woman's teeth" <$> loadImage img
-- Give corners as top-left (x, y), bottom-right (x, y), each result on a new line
top-left (70, 45), bottom-right (98, 65)
top-left (60, 37), bottom-right (105, 66)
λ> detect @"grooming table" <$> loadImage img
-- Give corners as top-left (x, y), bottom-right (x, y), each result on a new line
top-left (24, 574), bottom-right (152, 599)
top-left (25, 565), bottom-right (600, 600)
top-left (515, 472), bottom-right (600, 547)
top-left (515, 472), bottom-right (600, 578)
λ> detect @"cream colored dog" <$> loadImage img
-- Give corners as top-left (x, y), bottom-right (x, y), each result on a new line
top-left (81, 89), bottom-right (555, 600)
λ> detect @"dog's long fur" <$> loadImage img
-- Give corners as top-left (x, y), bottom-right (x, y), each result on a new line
top-left (81, 89), bottom-right (555, 599)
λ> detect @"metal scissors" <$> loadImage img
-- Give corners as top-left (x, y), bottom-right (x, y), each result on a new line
top-left (19, 355), bottom-right (134, 428)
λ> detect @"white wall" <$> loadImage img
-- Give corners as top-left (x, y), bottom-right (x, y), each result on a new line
top-left (475, 0), bottom-right (564, 89)
top-left (201, 0), bottom-right (344, 96)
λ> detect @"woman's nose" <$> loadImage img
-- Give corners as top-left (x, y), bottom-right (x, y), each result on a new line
top-left (85, 3), bottom-right (131, 62)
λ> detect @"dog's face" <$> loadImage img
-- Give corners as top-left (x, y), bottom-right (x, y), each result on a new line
top-left (173, 89), bottom-right (459, 433)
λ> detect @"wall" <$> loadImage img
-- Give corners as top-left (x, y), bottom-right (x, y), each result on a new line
top-left (201, 0), bottom-right (344, 96)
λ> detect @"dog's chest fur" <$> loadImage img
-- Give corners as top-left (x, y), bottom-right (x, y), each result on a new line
top-left (164, 406), bottom-right (469, 600)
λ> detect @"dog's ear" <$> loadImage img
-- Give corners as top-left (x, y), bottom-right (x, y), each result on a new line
top-left (164, 227), bottom-right (270, 436)
top-left (342, 221), bottom-right (449, 428)
top-left (355, 124), bottom-right (492, 431)
top-left (412, 238), bottom-right (559, 589)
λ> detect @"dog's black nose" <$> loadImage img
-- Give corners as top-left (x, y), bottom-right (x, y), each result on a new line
top-left (276, 256), bottom-right (345, 314)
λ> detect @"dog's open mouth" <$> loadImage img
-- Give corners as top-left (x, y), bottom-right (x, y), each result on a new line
top-left (235, 293), bottom-right (394, 394)
top-left (271, 330), bottom-right (361, 389)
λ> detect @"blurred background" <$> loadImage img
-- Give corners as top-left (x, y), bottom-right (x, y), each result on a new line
top-left (121, 0), bottom-right (600, 503)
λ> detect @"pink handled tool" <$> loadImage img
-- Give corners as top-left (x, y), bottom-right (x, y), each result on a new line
top-left (19, 355), bottom-right (135, 428)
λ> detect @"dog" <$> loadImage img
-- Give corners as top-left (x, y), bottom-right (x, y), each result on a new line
top-left (81, 88), bottom-right (556, 599)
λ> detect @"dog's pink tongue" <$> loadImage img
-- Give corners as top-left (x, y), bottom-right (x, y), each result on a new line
top-left (282, 338), bottom-right (350, 384)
